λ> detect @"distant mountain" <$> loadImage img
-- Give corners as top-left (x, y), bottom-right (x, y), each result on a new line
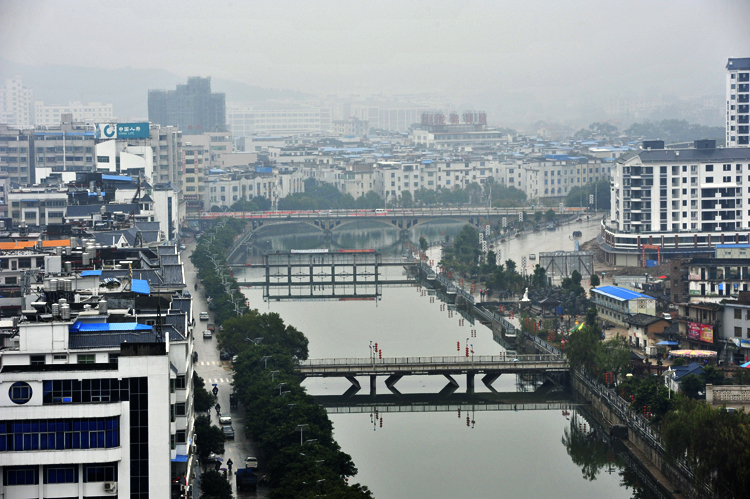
top-left (0, 58), bottom-right (307, 121)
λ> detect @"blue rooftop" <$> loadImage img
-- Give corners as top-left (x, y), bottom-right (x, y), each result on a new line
top-left (80, 270), bottom-right (102, 277)
top-left (594, 285), bottom-right (653, 301)
top-left (102, 174), bottom-right (132, 182)
top-left (716, 244), bottom-right (750, 248)
top-left (69, 322), bottom-right (153, 333)
top-left (131, 279), bottom-right (150, 295)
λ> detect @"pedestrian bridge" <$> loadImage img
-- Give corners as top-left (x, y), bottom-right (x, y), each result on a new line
top-left (295, 354), bottom-right (569, 395)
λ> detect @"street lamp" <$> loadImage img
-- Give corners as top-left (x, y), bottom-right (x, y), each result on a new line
top-left (304, 439), bottom-right (318, 445)
top-left (268, 370), bottom-right (279, 381)
top-left (274, 383), bottom-right (286, 396)
top-left (296, 424), bottom-right (309, 445)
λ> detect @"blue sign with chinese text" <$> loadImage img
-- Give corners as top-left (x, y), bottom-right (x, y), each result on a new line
top-left (116, 122), bottom-right (150, 139)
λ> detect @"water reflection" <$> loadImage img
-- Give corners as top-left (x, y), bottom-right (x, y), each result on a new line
top-left (247, 220), bottom-right (467, 256)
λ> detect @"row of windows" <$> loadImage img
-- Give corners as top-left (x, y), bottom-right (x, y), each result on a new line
top-left (42, 378), bottom-right (129, 404)
top-left (3, 462), bottom-right (117, 485)
top-left (0, 417), bottom-right (120, 452)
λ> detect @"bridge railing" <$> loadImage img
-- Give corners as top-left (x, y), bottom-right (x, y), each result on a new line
top-left (573, 369), bottom-right (720, 498)
top-left (199, 207), bottom-right (541, 221)
top-left (522, 331), bottom-right (562, 356)
top-left (298, 354), bottom-right (566, 367)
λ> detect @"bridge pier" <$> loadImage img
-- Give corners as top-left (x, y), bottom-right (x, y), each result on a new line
top-left (439, 374), bottom-right (459, 396)
top-left (343, 376), bottom-right (361, 398)
top-left (482, 373), bottom-right (500, 394)
top-left (370, 375), bottom-right (376, 396)
top-left (466, 372), bottom-right (475, 394)
top-left (385, 374), bottom-right (403, 395)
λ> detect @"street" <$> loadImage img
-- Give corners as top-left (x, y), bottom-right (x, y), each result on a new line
top-left (183, 239), bottom-right (269, 498)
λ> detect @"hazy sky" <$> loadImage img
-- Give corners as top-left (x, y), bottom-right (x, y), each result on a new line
top-left (1, 0), bottom-right (749, 121)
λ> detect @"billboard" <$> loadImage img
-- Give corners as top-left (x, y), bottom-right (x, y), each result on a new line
top-left (96, 123), bottom-right (150, 140)
top-left (688, 322), bottom-right (713, 343)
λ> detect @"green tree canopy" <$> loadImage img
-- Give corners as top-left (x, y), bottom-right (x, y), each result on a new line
top-left (200, 470), bottom-right (233, 499)
top-left (195, 415), bottom-right (225, 461)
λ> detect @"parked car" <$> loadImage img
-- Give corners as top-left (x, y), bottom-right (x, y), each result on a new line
top-left (199, 312), bottom-right (209, 321)
top-left (244, 456), bottom-right (258, 469)
top-left (219, 352), bottom-right (232, 361)
top-left (203, 330), bottom-right (212, 339)
top-left (222, 425), bottom-right (235, 440)
top-left (182, 290), bottom-right (191, 298)
top-left (219, 415), bottom-right (232, 426)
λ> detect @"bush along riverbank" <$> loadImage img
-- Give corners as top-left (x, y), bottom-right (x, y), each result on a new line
top-left (193, 218), bottom-right (373, 499)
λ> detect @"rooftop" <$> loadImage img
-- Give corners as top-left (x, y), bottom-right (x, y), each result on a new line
top-left (625, 313), bottom-right (666, 327)
top-left (593, 285), bottom-right (654, 301)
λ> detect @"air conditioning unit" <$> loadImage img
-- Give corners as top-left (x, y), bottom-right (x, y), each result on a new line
top-left (104, 482), bottom-right (117, 493)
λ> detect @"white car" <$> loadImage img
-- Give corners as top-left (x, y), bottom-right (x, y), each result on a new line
top-left (203, 330), bottom-right (212, 339)
top-left (199, 312), bottom-right (209, 321)
top-left (245, 456), bottom-right (258, 469)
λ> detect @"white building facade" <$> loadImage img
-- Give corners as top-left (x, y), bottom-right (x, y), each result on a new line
top-left (602, 140), bottom-right (750, 265)
top-left (34, 102), bottom-right (115, 128)
top-left (726, 57), bottom-right (750, 147)
top-left (0, 78), bottom-right (33, 127)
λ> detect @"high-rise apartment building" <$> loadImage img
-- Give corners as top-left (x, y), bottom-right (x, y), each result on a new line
top-left (726, 58), bottom-right (750, 147)
top-left (34, 101), bottom-right (115, 127)
top-left (0, 124), bottom-right (34, 185)
top-left (148, 77), bottom-right (226, 134)
top-left (0, 78), bottom-right (33, 127)
top-left (603, 140), bottom-right (750, 266)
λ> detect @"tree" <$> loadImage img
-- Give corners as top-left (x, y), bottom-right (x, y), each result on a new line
top-left (566, 323), bottom-right (601, 373)
top-left (680, 374), bottom-right (704, 399)
top-left (589, 121), bottom-right (619, 137)
top-left (399, 190), bottom-right (413, 208)
top-left (193, 372), bottom-right (216, 413)
top-left (419, 236), bottom-right (428, 252)
top-left (531, 264), bottom-right (547, 289)
top-left (200, 470), bottom-right (233, 499)
top-left (534, 211), bottom-right (543, 223)
top-left (545, 209), bottom-right (555, 222)
top-left (589, 274), bottom-right (600, 287)
top-left (194, 415), bottom-right (225, 461)
top-left (600, 334), bottom-right (630, 383)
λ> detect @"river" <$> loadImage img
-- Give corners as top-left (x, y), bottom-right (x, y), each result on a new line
top-left (235, 218), bottom-right (662, 499)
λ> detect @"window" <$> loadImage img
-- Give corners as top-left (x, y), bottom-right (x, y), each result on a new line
top-left (4, 466), bottom-right (38, 485)
top-left (30, 355), bottom-right (45, 365)
top-left (176, 429), bottom-right (187, 443)
top-left (736, 326), bottom-right (743, 337)
top-left (45, 465), bottom-right (77, 484)
top-left (706, 165), bottom-right (713, 172)
top-left (84, 463), bottom-right (117, 482)
top-left (175, 402), bottom-right (187, 416)
top-left (5, 276), bottom-right (17, 285)
top-left (53, 354), bottom-right (67, 361)
top-left (0, 417), bottom-right (120, 451)
top-left (175, 375), bottom-right (186, 389)
top-left (735, 309), bottom-right (742, 319)
top-left (9, 381), bottom-right (32, 404)
top-left (77, 354), bottom-right (95, 364)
